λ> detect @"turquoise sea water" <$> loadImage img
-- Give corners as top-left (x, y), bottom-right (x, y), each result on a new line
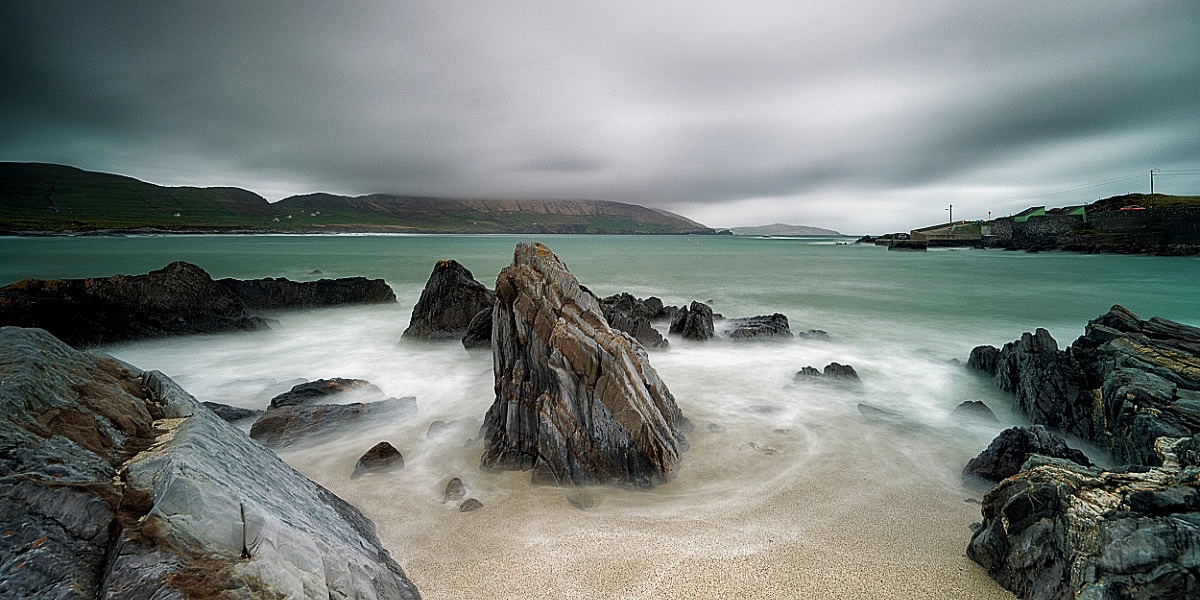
top-left (4, 234), bottom-right (1198, 597)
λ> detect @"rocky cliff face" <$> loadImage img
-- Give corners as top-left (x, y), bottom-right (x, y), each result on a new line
top-left (480, 242), bottom-right (688, 486)
top-left (968, 305), bottom-right (1200, 466)
top-left (0, 327), bottom-right (420, 599)
top-left (402, 260), bottom-right (495, 341)
top-left (967, 435), bottom-right (1200, 600)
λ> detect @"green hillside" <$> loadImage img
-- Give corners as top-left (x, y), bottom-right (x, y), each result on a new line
top-left (0, 163), bottom-right (712, 234)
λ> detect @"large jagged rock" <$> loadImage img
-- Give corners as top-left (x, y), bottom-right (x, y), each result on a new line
top-left (402, 260), bottom-right (495, 341)
top-left (480, 242), bottom-right (688, 487)
top-left (962, 425), bottom-right (1092, 484)
top-left (967, 435), bottom-right (1200, 600)
top-left (967, 305), bottom-right (1200, 466)
top-left (598, 292), bottom-right (668, 349)
top-left (217, 276), bottom-right (396, 309)
top-left (0, 261), bottom-right (268, 347)
top-left (461, 307), bottom-right (493, 349)
top-left (0, 327), bottom-right (420, 599)
top-left (669, 301), bottom-right (714, 341)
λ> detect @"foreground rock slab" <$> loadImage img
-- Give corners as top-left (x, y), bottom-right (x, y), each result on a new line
top-left (481, 242), bottom-right (689, 486)
top-left (0, 326), bottom-right (420, 599)
top-left (967, 435), bottom-right (1200, 600)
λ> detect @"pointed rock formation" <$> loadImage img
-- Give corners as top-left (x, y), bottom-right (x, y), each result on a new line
top-left (480, 242), bottom-right (688, 487)
top-left (669, 301), bottom-right (714, 341)
top-left (402, 260), bottom-right (495, 341)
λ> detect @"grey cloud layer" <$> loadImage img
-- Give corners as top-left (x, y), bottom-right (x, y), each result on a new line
top-left (1, 1), bottom-right (1196, 231)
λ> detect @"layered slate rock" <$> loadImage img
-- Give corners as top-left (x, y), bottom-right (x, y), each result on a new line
top-left (480, 242), bottom-right (688, 487)
top-left (968, 305), bottom-right (1200, 466)
top-left (598, 292), bottom-right (668, 349)
top-left (967, 435), bottom-right (1200, 600)
top-left (403, 259), bottom-right (495, 341)
top-left (0, 261), bottom-right (268, 347)
top-left (962, 425), bottom-right (1092, 483)
top-left (217, 275), bottom-right (396, 309)
top-left (669, 301), bottom-right (715, 341)
top-left (0, 327), bottom-right (419, 599)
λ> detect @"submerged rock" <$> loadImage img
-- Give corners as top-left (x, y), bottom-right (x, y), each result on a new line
top-left (443, 477), bottom-right (466, 502)
top-left (217, 275), bottom-right (396, 309)
top-left (202, 401), bottom-right (263, 423)
top-left (724, 313), bottom-right (793, 339)
top-left (968, 305), bottom-right (1200, 466)
top-left (669, 301), bottom-right (715, 341)
top-left (459, 498), bottom-right (484, 512)
top-left (0, 261), bottom-right (268, 347)
top-left (951, 400), bottom-right (999, 423)
top-left (268, 377), bottom-right (386, 408)
top-left (352, 441), bottom-right (405, 477)
top-left (250, 396), bottom-right (417, 448)
top-left (967, 435), bottom-right (1200, 599)
top-left (403, 259), bottom-right (495, 341)
top-left (962, 425), bottom-right (1092, 484)
top-left (794, 362), bottom-right (862, 386)
top-left (0, 326), bottom-right (419, 599)
top-left (480, 242), bottom-right (689, 487)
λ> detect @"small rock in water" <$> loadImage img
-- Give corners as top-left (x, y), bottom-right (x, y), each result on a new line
top-left (308, 269), bottom-right (323, 276)
top-left (566, 491), bottom-right (595, 510)
top-left (443, 477), bottom-right (466, 502)
top-left (352, 441), bottom-right (404, 478)
top-left (707, 423), bottom-right (727, 433)
top-left (951, 400), bottom-right (999, 423)
top-left (459, 498), bottom-right (483, 512)
top-left (747, 442), bottom-right (781, 455)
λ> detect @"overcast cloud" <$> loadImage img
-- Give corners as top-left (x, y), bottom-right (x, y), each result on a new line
top-left (1, 1), bottom-right (1197, 233)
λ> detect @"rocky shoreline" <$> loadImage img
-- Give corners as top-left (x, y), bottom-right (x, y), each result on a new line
top-left (3, 243), bottom-right (1199, 598)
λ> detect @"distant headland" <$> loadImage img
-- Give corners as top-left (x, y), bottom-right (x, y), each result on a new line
top-left (0, 162), bottom-right (714, 235)
top-left (864, 193), bottom-right (1200, 256)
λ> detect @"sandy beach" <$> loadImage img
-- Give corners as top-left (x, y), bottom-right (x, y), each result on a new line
top-left (283, 400), bottom-right (1016, 599)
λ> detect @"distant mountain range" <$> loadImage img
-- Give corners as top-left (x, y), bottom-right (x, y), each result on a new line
top-left (727, 223), bottom-right (843, 236)
top-left (0, 162), bottom-right (713, 235)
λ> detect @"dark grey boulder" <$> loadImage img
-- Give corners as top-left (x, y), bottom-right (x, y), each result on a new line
top-left (459, 498), bottom-right (484, 512)
top-left (403, 259), bottom-right (495, 341)
top-left (599, 292), bottom-right (668, 348)
top-left (669, 301), bottom-right (715, 341)
top-left (268, 377), bottom-right (386, 408)
top-left (443, 478), bottom-right (466, 502)
top-left (217, 275), bottom-right (396, 309)
top-left (962, 425), bottom-right (1092, 484)
top-left (202, 401), bottom-right (263, 423)
top-left (724, 313), bottom-right (793, 340)
top-left (461, 306), bottom-right (493, 349)
top-left (950, 400), bottom-right (999, 423)
top-left (794, 362), bottom-right (861, 386)
top-left (352, 441), bottom-right (405, 477)
top-left (250, 396), bottom-right (417, 448)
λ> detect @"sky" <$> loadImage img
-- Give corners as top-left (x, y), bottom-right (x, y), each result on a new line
top-left (1, 1), bottom-right (1197, 234)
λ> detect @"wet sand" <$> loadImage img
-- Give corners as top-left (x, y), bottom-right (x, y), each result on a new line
top-left (283, 406), bottom-right (1015, 600)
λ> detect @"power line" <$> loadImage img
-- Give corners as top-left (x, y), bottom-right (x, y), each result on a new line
top-left (952, 173), bottom-right (1144, 208)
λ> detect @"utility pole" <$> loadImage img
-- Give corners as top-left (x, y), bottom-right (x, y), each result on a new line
top-left (945, 203), bottom-right (953, 224)
top-left (1150, 169), bottom-right (1156, 194)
